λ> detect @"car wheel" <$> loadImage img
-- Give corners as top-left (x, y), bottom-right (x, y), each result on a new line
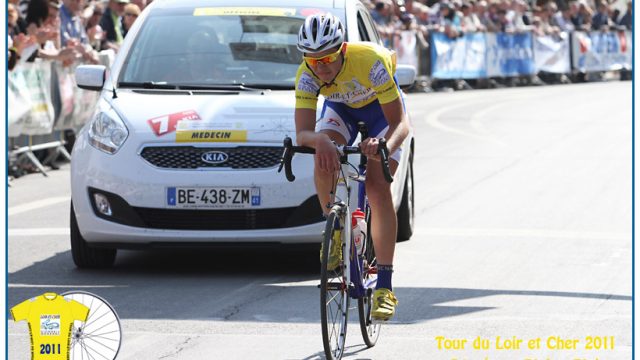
top-left (70, 202), bottom-right (117, 268)
top-left (397, 148), bottom-right (414, 242)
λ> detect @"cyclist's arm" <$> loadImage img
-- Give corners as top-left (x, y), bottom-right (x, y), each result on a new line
top-left (359, 96), bottom-right (408, 160)
top-left (295, 108), bottom-right (341, 172)
top-left (294, 108), bottom-right (320, 148)
top-left (379, 97), bottom-right (409, 157)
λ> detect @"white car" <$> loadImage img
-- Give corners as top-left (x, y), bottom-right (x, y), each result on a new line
top-left (71, 0), bottom-right (416, 268)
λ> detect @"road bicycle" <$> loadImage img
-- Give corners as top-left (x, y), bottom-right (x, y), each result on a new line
top-left (279, 123), bottom-right (393, 360)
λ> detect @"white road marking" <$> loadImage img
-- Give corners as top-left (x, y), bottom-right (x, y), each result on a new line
top-left (8, 197), bottom-right (69, 216)
top-left (468, 96), bottom-right (530, 140)
top-left (8, 228), bottom-right (70, 236)
top-left (414, 227), bottom-right (630, 241)
top-left (424, 101), bottom-right (507, 146)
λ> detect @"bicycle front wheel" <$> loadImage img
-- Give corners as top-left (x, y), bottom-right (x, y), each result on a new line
top-left (320, 208), bottom-right (349, 360)
top-left (62, 291), bottom-right (122, 360)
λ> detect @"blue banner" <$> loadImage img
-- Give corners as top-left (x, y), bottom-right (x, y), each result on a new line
top-left (486, 33), bottom-right (535, 77)
top-left (572, 31), bottom-right (632, 72)
top-left (430, 32), bottom-right (486, 79)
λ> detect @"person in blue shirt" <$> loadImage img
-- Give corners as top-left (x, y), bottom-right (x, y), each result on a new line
top-left (60, 0), bottom-right (98, 63)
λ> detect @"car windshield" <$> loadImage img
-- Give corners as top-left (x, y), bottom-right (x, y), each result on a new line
top-left (119, 6), bottom-right (341, 88)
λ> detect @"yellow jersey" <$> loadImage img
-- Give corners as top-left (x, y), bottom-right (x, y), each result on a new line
top-left (11, 292), bottom-right (89, 360)
top-left (295, 42), bottom-right (400, 110)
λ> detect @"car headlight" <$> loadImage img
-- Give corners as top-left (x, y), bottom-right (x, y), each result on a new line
top-left (88, 111), bottom-right (129, 154)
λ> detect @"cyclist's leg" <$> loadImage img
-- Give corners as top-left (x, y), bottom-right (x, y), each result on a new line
top-left (353, 99), bottom-right (404, 320)
top-left (315, 102), bottom-right (356, 214)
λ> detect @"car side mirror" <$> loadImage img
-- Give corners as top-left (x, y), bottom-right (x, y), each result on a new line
top-left (395, 64), bottom-right (417, 89)
top-left (76, 65), bottom-right (107, 91)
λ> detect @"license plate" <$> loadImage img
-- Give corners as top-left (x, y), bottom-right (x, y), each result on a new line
top-left (167, 187), bottom-right (260, 208)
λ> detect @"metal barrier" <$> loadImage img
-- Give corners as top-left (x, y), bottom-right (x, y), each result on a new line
top-left (8, 50), bottom-right (114, 177)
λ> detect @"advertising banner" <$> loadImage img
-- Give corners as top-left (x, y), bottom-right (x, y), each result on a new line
top-left (17, 60), bottom-right (56, 136)
top-left (8, 70), bottom-right (33, 137)
top-left (395, 30), bottom-right (419, 70)
top-left (486, 32), bottom-right (535, 77)
top-left (430, 32), bottom-right (487, 79)
top-left (572, 31), bottom-right (632, 72)
top-left (533, 34), bottom-right (571, 73)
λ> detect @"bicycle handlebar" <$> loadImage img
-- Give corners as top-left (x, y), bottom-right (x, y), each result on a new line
top-left (278, 136), bottom-right (394, 183)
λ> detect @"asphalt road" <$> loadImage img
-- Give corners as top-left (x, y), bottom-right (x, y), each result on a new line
top-left (8, 81), bottom-right (632, 360)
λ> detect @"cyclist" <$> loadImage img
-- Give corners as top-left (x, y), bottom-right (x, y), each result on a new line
top-left (294, 13), bottom-right (410, 322)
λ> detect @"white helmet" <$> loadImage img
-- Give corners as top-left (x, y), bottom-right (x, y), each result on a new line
top-left (297, 13), bottom-right (345, 54)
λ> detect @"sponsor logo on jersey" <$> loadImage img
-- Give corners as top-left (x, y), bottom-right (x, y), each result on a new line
top-left (298, 72), bottom-right (320, 94)
top-left (40, 315), bottom-right (60, 336)
top-left (369, 60), bottom-right (391, 87)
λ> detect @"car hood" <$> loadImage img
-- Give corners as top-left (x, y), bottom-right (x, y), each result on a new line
top-left (107, 89), bottom-right (302, 145)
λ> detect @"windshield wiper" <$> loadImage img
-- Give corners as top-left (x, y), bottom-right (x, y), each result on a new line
top-left (118, 81), bottom-right (177, 89)
top-left (176, 83), bottom-right (295, 91)
top-left (173, 83), bottom-right (261, 91)
top-left (241, 84), bottom-right (295, 90)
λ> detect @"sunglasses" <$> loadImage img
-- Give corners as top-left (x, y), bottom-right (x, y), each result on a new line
top-left (304, 44), bottom-right (344, 67)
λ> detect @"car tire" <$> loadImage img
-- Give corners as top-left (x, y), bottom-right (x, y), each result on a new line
top-left (70, 202), bottom-right (117, 268)
top-left (397, 148), bottom-right (414, 242)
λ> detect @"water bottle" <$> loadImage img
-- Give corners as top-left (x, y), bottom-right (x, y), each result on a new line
top-left (351, 209), bottom-right (367, 256)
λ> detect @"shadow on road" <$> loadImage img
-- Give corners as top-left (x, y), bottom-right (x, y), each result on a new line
top-left (8, 248), bottom-right (632, 323)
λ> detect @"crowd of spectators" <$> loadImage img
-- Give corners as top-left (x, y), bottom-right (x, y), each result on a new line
top-left (8, 0), bottom-right (146, 72)
top-left (363, 0), bottom-right (632, 43)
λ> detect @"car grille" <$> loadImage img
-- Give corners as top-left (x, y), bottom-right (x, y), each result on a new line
top-left (140, 146), bottom-right (284, 169)
top-left (133, 207), bottom-right (298, 230)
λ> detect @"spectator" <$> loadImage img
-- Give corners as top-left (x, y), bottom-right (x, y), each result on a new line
top-left (553, 4), bottom-right (577, 31)
top-left (509, 0), bottom-right (530, 32)
top-left (60, 0), bottom-right (99, 63)
top-left (8, 2), bottom-right (28, 36)
top-left (60, 0), bottom-right (89, 46)
top-left (122, 3), bottom-right (140, 37)
top-left (100, 0), bottom-right (128, 50)
top-left (438, 2), bottom-right (462, 37)
top-left (575, 0), bottom-right (594, 30)
top-left (84, 2), bottom-right (104, 50)
top-left (371, 0), bottom-right (397, 46)
top-left (591, 2), bottom-right (611, 30)
top-left (530, 15), bottom-right (546, 35)
top-left (460, 1), bottom-right (484, 32)
top-left (483, 1), bottom-right (502, 32)
top-left (8, 32), bottom-right (38, 70)
top-left (617, 1), bottom-right (631, 30)
top-left (537, 2), bottom-right (561, 34)
top-left (496, 8), bottom-right (514, 31)
top-left (568, 0), bottom-right (584, 27)
top-left (474, 0), bottom-right (495, 31)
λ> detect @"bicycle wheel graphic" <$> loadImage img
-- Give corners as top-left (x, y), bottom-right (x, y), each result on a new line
top-left (62, 291), bottom-right (122, 360)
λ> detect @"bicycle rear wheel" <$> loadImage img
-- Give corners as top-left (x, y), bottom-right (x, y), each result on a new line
top-left (320, 208), bottom-right (349, 360)
top-left (358, 206), bottom-right (381, 347)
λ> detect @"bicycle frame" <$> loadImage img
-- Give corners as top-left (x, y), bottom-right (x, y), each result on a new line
top-left (330, 152), bottom-right (373, 301)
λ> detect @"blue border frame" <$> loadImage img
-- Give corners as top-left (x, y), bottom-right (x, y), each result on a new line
top-left (631, 21), bottom-right (635, 360)
top-left (5, 4), bottom-right (10, 359)
top-left (4, 21), bottom-right (636, 359)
